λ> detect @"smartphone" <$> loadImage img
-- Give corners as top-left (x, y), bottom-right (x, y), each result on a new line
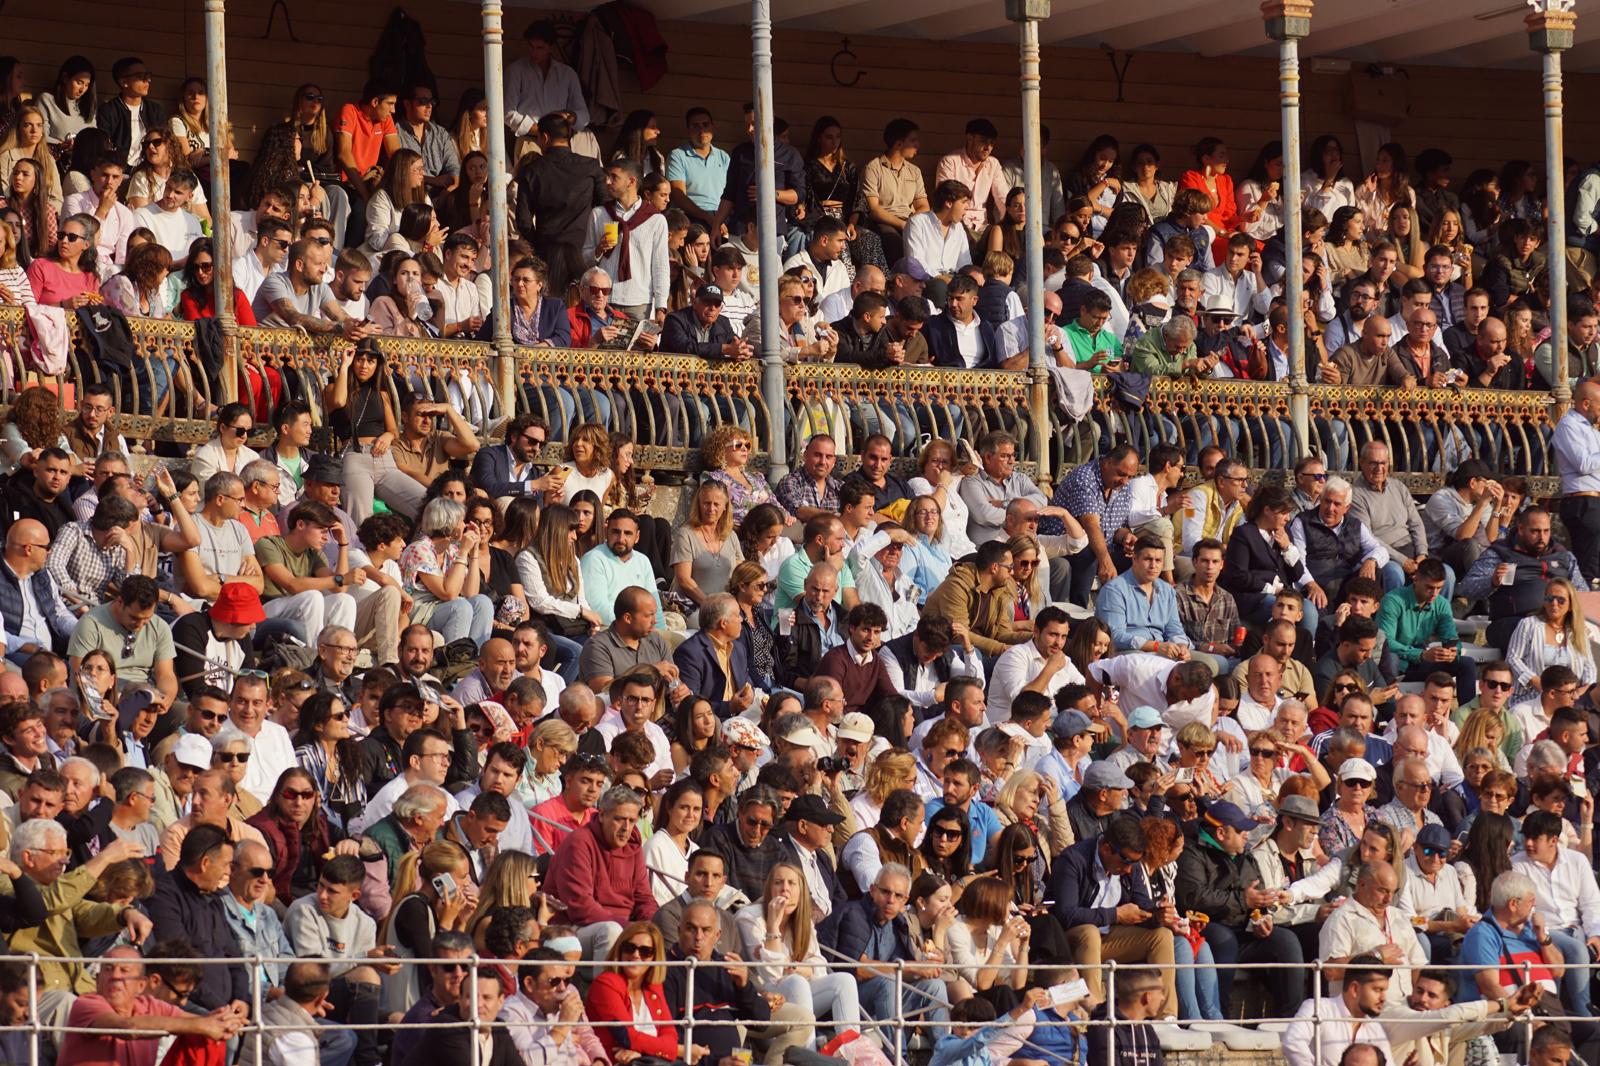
top-left (431, 872), bottom-right (457, 898)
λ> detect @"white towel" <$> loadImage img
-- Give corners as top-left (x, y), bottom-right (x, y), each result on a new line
top-left (1045, 364), bottom-right (1097, 423)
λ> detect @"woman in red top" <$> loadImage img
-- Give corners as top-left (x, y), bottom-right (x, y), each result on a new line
top-left (585, 921), bottom-right (705, 1062)
top-left (176, 236), bottom-right (283, 421)
top-left (1180, 137), bottom-right (1239, 264)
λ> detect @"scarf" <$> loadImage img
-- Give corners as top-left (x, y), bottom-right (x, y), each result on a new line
top-left (605, 198), bottom-right (658, 283)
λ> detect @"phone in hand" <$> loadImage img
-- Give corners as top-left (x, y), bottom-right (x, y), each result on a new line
top-left (431, 872), bottom-right (457, 898)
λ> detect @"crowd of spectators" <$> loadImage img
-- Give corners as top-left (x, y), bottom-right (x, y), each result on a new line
top-left (4, 28), bottom-right (1600, 1066)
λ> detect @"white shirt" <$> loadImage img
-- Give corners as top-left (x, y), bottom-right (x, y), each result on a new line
top-left (1403, 853), bottom-right (1475, 920)
top-left (1124, 474), bottom-right (1168, 530)
top-left (595, 711), bottom-right (672, 782)
top-left (643, 827), bottom-right (697, 906)
top-left (436, 275), bottom-right (484, 330)
top-left (1513, 847), bottom-right (1600, 938)
top-left (503, 57), bottom-right (589, 136)
top-left (906, 475), bottom-right (979, 560)
top-left (455, 782), bottom-right (532, 856)
top-left (783, 249), bottom-right (849, 303)
top-left (988, 640), bottom-right (1085, 722)
top-left (231, 250), bottom-right (280, 303)
top-left (350, 772), bottom-right (459, 836)
top-left (1283, 995), bottom-right (1394, 1066)
top-left (581, 201), bottom-right (670, 313)
top-left (220, 720), bottom-right (296, 805)
top-left (64, 191), bottom-right (139, 268)
top-left (951, 316), bottom-right (983, 368)
top-left (883, 643), bottom-right (985, 710)
top-left (903, 211), bottom-right (972, 280)
top-left (1318, 899), bottom-right (1425, 1005)
top-left (190, 438), bottom-right (262, 484)
top-left (132, 203), bottom-right (203, 262)
top-left (10, 561), bottom-right (51, 650)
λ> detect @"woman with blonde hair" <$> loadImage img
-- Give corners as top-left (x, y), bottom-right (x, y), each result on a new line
top-left (850, 748), bottom-right (917, 829)
top-left (0, 203), bottom-right (37, 306)
top-left (0, 106), bottom-right (62, 211)
top-left (560, 423), bottom-right (614, 504)
top-left (585, 922), bottom-right (694, 1062)
top-left (736, 861), bottom-right (861, 1035)
top-left (1005, 533), bottom-right (1048, 624)
top-left (1505, 578), bottom-right (1594, 705)
top-left (382, 839), bottom-right (473, 1009)
top-left (1454, 706), bottom-right (1511, 772)
top-left (466, 849), bottom-right (542, 952)
top-left (994, 768), bottom-right (1073, 881)
top-left (1427, 208), bottom-right (1474, 287)
top-left (700, 424), bottom-right (787, 526)
top-left (168, 77), bottom-right (219, 173)
top-left (670, 480), bottom-right (744, 623)
top-left (524, 718), bottom-right (578, 805)
top-left (1385, 204), bottom-right (1426, 282)
top-left (516, 503), bottom-right (598, 682)
top-left (907, 439), bottom-right (978, 560)
top-left (902, 494), bottom-right (951, 600)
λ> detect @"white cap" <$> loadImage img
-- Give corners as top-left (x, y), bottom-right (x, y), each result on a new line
top-left (173, 732), bottom-right (214, 770)
top-left (837, 712), bottom-right (874, 744)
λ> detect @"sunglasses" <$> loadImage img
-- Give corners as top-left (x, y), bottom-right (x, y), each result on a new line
top-left (742, 817), bottom-right (774, 831)
top-left (120, 633), bottom-right (138, 660)
top-left (59, 232), bottom-right (87, 244)
top-left (197, 709), bottom-right (226, 723)
top-left (240, 865), bottom-right (272, 879)
top-left (280, 788), bottom-right (316, 801)
top-left (218, 752), bottom-right (251, 764)
top-left (1341, 778), bottom-right (1370, 788)
top-left (542, 974), bottom-right (571, 987)
top-left (931, 826), bottom-right (963, 840)
top-left (301, 92), bottom-right (324, 103)
top-left (1249, 749), bottom-right (1278, 758)
top-left (619, 942), bottom-right (655, 958)
top-left (1482, 679), bottom-right (1513, 691)
top-left (1013, 854), bottom-right (1036, 866)
top-left (1419, 847), bottom-right (1447, 858)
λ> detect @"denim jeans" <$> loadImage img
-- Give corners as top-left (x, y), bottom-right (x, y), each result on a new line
top-left (545, 631), bottom-right (583, 683)
top-left (427, 594), bottom-right (494, 646)
top-left (1175, 934), bottom-right (1223, 1021)
top-left (858, 973), bottom-right (948, 1057)
top-left (1552, 926), bottom-right (1595, 1016)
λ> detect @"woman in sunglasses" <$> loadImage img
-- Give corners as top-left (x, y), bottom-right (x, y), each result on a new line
top-left (211, 733), bottom-right (263, 818)
top-left (247, 765), bottom-right (355, 902)
top-left (466, 850), bottom-right (548, 953)
top-left (1136, 816), bottom-right (1223, 1021)
top-left (1504, 577), bottom-right (1594, 706)
top-left (25, 210), bottom-right (100, 309)
top-left (1315, 671), bottom-right (1368, 730)
top-left (919, 805), bottom-right (973, 886)
top-left (586, 921), bottom-right (699, 1062)
top-left (727, 561), bottom-right (777, 693)
top-left (1318, 758), bottom-right (1379, 859)
top-left (292, 692), bottom-right (366, 831)
top-left (125, 128), bottom-right (210, 225)
top-left (1223, 730), bottom-right (1288, 822)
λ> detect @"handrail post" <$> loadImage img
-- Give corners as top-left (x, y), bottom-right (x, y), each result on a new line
top-left (481, 0), bottom-right (517, 422)
top-left (470, 952), bottom-right (482, 1066)
top-left (1529, 1), bottom-right (1575, 418)
top-left (203, 0), bottom-right (238, 405)
top-left (683, 955), bottom-right (696, 1059)
top-left (892, 959), bottom-right (905, 1066)
top-left (1313, 959), bottom-right (1324, 1066)
top-left (750, 0), bottom-right (788, 479)
top-left (1264, 0), bottom-right (1313, 458)
top-left (1007, 0), bottom-right (1052, 481)
top-left (250, 954), bottom-right (264, 1065)
top-left (1106, 959), bottom-right (1117, 1066)
top-left (26, 952), bottom-right (39, 1066)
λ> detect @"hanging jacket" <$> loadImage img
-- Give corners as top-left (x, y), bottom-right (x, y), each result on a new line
top-left (24, 304), bottom-right (71, 375)
top-left (577, 15), bottom-right (623, 130)
top-left (74, 304), bottom-right (135, 371)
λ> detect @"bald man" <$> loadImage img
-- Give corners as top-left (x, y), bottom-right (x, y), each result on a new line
top-left (819, 263), bottom-right (886, 323)
top-left (1462, 317), bottom-right (1518, 390)
top-left (1555, 377), bottom-right (1600, 583)
top-left (452, 637), bottom-right (518, 705)
top-left (0, 518), bottom-right (78, 663)
top-left (56, 945), bottom-right (246, 1063)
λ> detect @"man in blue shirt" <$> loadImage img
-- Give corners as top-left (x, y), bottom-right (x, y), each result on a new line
top-left (1096, 534), bottom-right (1190, 660)
top-left (1459, 869), bottom-right (1564, 1007)
top-left (835, 862), bottom-right (949, 1058)
top-left (578, 510), bottom-right (662, 628)
top-left (924, 758), bottom-right (1001, 866)
top-left (667, 106), bottom-right (729, 229)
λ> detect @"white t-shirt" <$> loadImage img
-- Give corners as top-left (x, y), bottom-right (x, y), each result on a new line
top-left (132, 204), bottom-right (203, 261)
top-left (195, 517), bottom-right (255, 585)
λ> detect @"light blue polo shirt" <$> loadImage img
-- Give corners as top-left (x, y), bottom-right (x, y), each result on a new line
top-left (667, 143), bottom-right (731, 213)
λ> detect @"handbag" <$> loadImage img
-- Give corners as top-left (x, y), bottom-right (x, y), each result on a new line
top-left (535, 611), bottom-right (591, 640)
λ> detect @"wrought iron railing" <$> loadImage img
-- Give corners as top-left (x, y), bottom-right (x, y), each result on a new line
top-left (0, 306), bottom-right (1561, 493)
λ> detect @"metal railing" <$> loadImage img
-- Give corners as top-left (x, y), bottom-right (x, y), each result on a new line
top-left (0, 306), bottom-right (1563, 493)
top-left (0, 952), bottom-right (1564, 1066)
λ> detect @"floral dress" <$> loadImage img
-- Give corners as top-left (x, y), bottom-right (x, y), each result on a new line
top-left (1317, 803), bottom-right (1375, 861)
top-left (705, 468), bottom-right (782, 527)
top-left (400, 537), bottom-right (462, 628)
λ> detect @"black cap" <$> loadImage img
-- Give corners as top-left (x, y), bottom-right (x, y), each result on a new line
top-left (782, 793), bottom-right (844, 826)
top-left (305, 454), bottom-right (344, 486)
top-left (694, 283), bottom-right (726, 304)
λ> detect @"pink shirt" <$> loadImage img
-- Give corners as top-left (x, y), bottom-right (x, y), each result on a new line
top-left (58, 994), bottom-right (187, 1066)
top-left (935, 151), bottom-right (1009, 233)
top-left (25, 258), bottom-right (98, 307)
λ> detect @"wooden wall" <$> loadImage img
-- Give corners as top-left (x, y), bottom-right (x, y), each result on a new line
top-left (6, 0), bottom-right (1598, 184)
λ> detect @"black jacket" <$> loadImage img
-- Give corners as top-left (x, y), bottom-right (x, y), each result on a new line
top-left (660, 306), bottom-right (737, 359)
top-left (775, 601), bottom-right (845, 687)
top-left (773, 830), bottom-right (848, 949)
top-left (924, 312), bottom-right (1001, 369)
top-left (832, 315), bottom-right (893, 368)
top-left (661, 948), bottom-right (771, 1060)
top-left (1087, 1002), bottom-right (1165, 1066)
top-left (95, 97), bottom-right (167, 166)
top-left (0, 477), bottom-right (76, 541)
top-left (516, 146), bottom-right (606, 250)
top-left (1173, 830), bottom-right (1263, 931)
top-left (1217, 522), bottom-right (1308, 620)
top-left (146, 866), bottom-right (248, 1011)
top-left (401, 1004), bottom-right (521, 1066)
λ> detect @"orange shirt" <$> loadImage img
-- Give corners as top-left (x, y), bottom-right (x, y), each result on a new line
top-left (1180, 169), bottom-right (1239, 235)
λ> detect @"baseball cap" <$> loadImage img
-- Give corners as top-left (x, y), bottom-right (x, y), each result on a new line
top-left (1416, 824), bottom-right (1451, 851)
top-left (1337, 758), bottom-right (1377, 783)
top-left (1082, 763), bottom-right (1134, 790)
top-left (783, 793), bottom-right (845, 826)
top-left (837, 712), bottom-right (874, 744)
top-left (1049, 710), bottom-right (1093, 741)
top-left (1203, 801), bottom-right (1256, 833)
top-left (695, 283), bottom-right (726, 304)
top-left (173, 733), bottom-right (214, 771)
top-left (210, 582), bottom-right (266, 625)
top-left (1127, 706), bottom-right (1164, 730)
top-left (779, 721), bottom-right (828, 752)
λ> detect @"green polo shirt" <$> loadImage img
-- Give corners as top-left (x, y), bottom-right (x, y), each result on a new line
top-left (1063, 320), bottom-right (1121, 370)
top-left (1375, 585), bottom-right (1458, 671)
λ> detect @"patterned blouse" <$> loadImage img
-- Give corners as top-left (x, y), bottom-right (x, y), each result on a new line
top-left (705, 468), bottom-right (781, 526)
top-left (1318, 803), bottom-right (1375, 861)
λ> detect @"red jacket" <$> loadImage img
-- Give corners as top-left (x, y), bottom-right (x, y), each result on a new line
top-left (584, 971), bottom-right (678, 1058)
top-left (544, 816), bottom-right (658, 926)
top-left (567, 303), bottom-right (626, 348)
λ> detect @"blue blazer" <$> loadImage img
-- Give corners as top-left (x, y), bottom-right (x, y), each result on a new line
top-left (923, 312), bottom-right (1001, 369)
top-left (469, 444), bottom-right (540, 500)
top-left (475, 297), bottom-right (571, 347)
top-left (672, 630), bottom-right (751, 719)
top-left (1046, 836), bottom-right (1157, 934)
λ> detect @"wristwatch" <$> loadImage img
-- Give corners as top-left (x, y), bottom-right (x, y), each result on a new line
top-left (333, 574), bottom-right (346, 588)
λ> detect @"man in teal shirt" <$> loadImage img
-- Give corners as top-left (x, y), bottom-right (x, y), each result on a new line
top-left (1375, 556), bottom-right (1477, 702)
top-left (579, 509), bottom-right (663, 628)
top-left (1062, 290), bottom-right (1122, 371)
